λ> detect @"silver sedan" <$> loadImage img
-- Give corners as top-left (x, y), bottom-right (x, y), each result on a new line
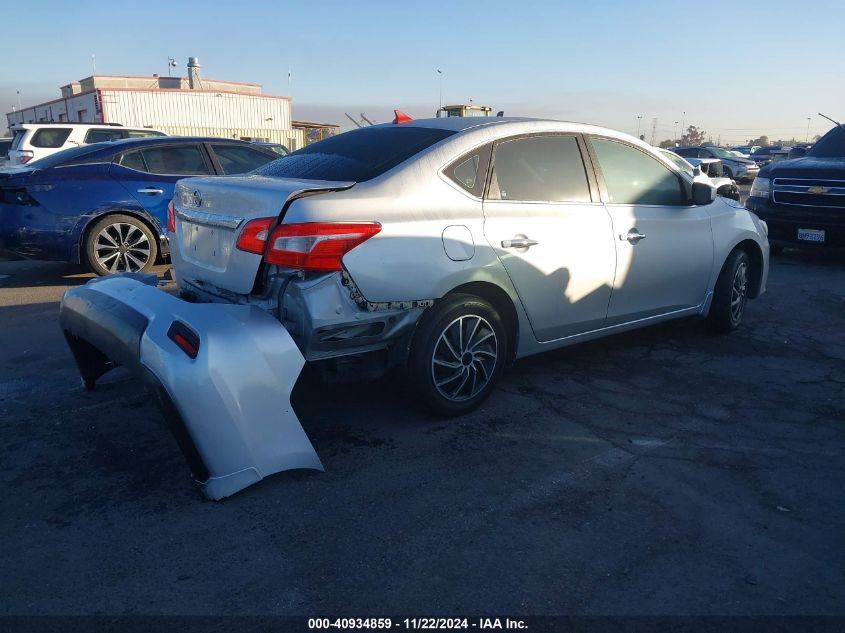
top-left (61, 117), bottom-right (770, 499)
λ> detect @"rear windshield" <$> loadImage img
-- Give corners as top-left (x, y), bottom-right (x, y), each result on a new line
top-left (25, 144), bottom-right (111, 169)
top-left (10, 130), bottom-right (26, 150)
top-left (253, 126), bottom-right (456, 182)
top-left (31, 128), bottom-right (72, 148)
top-left (808, 126), bottom-right (845, 158)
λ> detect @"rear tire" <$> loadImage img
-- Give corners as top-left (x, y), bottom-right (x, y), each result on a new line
top-left (407, 294), bottom-right (507, 417)
top-left (723, 165), bottom-right (734, 179)
top-left (708, 249), bottom-right (750, 333)
top-left (84, 214), bottom-right (158, 276)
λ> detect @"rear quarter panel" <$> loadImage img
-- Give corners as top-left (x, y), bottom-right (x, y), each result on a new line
top-left (285, 138), bottom-right (514, 304)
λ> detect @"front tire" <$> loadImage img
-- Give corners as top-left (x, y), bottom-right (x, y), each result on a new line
top-left (708, 249), bottom-right (750, 333)
top-left (407, 294), bottom-right (507, 416)
top-left (84, 214), bottom-right (158, 276)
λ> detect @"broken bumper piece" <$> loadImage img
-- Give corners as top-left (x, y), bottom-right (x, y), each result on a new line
top-left (59, 273), bottom-right (323, 500)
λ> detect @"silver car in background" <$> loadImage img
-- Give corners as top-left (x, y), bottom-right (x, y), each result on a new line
top-left (658, 148), bottom-right (740, 201)
top-left (61, 117), bottom-right (770, 499)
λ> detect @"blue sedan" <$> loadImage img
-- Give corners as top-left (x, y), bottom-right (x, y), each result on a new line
top-left (0, 136), bottom-right (279, 275)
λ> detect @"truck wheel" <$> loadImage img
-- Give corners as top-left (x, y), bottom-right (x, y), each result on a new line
top-left (708, 249), bottom-right (750, 333)
top-left (84, 214), bottom-right (158, 276)
top-left (408, 294), bottom-right (507, 417)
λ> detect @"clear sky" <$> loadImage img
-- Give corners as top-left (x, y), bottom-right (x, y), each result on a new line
top-left (2, 0), bottom-right (843, 144)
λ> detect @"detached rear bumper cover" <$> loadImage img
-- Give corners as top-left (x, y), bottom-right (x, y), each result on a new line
top-left (60, 274), bottom-right (323, 500)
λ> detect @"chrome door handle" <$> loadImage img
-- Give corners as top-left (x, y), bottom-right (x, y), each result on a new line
top-left (137, 187), bottom-right (164, 195)
top-left (501, 237), bottom-right (539, 249)
top-left (620, 229), bottom-right (646, 244)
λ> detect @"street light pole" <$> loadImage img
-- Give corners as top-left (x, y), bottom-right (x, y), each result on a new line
top-left (674, 120), bottom-right (679, 141)
top-left (436, 69), bottom-right (443, 111)
top-left (637, 115), bottom-right (642, 138)
top-left (681, 111), bottom-right (685, 136)
top-left (806, 117), bottom-right (811, 142)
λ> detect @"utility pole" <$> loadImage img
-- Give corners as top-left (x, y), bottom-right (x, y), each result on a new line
top-left (806, 117), bottom-right (811, 142)
top-left (637, 114), bottom-right (643, 138)
top-left (681, 111), bottom-right (686, 136)
top-left (436, 69), bottom-right (443, 110)
top-left (674, 120), bottom-right (679, 141)
top-left (650, 117), bottom-right (658, 146)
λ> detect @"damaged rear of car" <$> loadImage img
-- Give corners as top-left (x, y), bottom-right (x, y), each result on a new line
top-left (60, 124), bottom-right (465, 499)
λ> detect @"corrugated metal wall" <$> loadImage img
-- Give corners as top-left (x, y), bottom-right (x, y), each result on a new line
top-left (102, 90), bottom-right (304, 148)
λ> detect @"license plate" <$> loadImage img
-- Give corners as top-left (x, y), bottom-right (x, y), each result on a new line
top-left (181, 221), bottom-right (228, 269)
top-left (797, 228), bottom-right (825, 243)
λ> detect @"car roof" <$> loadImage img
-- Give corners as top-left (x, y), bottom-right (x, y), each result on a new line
top-left (90, 136), bottom-right (263, 150)
top-left (377, 116), bottom-right (651, 147)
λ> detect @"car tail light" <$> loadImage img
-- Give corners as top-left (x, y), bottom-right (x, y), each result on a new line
top-left (166, 201), bottom-right (176, 232)
top-left (235, 217), bottom-right (275, 254)
top-left (263, 222), bottom-right (381, 271)
top-left (18, 151), bottom-right (34, 165)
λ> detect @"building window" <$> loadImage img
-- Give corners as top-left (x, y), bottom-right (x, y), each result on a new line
top-left (77, 109), bottom-right (87, 122)
top-left (58, 113), bottom-right (67, 122)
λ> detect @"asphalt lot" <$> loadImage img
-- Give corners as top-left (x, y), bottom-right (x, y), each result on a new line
top-left (1, 249), bottom-right (844, 616)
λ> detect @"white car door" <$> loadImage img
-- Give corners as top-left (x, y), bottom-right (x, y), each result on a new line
top-left (588, 137), bottom-right (713, 325)
top-left (482, 134), bottom-right (617, 342)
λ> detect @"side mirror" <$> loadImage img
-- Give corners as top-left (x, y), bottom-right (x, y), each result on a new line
top-left (692, 166), bottom-right (702, 177)
top-left (788, 147), bottom-right (807, 159)
top-left (692, 181), bottom-right (716, 205)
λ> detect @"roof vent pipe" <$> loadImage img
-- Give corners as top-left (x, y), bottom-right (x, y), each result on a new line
top-left (188, 57), bottom-right (201, 89)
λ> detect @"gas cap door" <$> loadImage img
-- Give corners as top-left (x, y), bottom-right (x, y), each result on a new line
top-left (442, 225), bottom-right (475, 261)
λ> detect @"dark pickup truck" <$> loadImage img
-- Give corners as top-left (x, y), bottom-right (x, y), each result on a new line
top-left (746, 124), bottom-right (845, 251)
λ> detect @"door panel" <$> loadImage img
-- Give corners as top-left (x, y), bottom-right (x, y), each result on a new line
top-left (482, 135), bottom-right (616, 342)
top-left (603, 204), bottom-right (713, 323)
top-left (589, 137), bottom-right (713, 323)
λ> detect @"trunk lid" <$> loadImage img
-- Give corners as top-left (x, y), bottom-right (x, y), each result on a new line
top-left (171, 175), bottom-right (353, 295)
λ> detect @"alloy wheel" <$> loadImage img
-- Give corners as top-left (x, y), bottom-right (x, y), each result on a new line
top-left (431, 314), bottom-right (498, 402)
top-left (730, 261), bottom-right (748, 323)
top-left (94, 222), bottom-right (152, 273)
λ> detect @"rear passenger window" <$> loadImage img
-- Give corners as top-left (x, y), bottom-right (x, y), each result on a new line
top-left (85, 129), bottom-right (125, 143)
top-left (119, 151), bottom-right (146, 171)
top-left (488, 135), bottom-right (591, 202)
top-left (30, 128), bottom-right (72, 148)
top-left (591, 138), bottom-right (687, 206)
top-left (452, 155), bottom-right (480, 190)
top-left (210, 144), bottom-right (275, 175)
top-left (138, 146), bottom-right (211, 175)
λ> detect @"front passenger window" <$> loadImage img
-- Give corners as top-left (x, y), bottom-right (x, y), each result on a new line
top-left (591, 139), bottom-right (687, 206)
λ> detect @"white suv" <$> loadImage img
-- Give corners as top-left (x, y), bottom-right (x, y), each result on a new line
top-left (6, 123), bottom-right (166, 166)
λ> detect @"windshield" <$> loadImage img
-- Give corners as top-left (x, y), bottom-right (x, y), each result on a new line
top-left (709, 147), bottom-right (739, 160)
top-left (25, 144), bottom-right (111, 169)
top-left (253, 126), bottom-right (456, 182)
top-left (661, 150), bottom-right (693, 176)
top-left (808, 125), bottom-right (845, 158)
